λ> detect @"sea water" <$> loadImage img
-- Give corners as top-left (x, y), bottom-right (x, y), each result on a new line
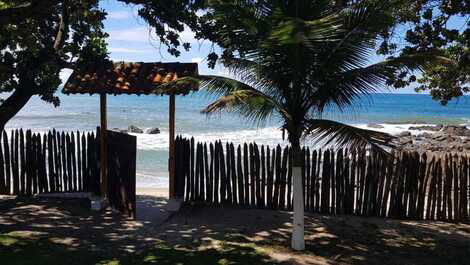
top-left (5, 92), bottom-right (470, 188)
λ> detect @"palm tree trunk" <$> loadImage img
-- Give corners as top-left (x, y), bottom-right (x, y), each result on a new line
top-left (291, 142), bottom-right (305, 250)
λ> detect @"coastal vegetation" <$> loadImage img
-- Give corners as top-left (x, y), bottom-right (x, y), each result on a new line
top-left (1, 0), bottom-right (470, 131)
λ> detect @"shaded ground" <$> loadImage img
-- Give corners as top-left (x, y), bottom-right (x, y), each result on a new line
top-left (1, 196), bottom-right (469, 265)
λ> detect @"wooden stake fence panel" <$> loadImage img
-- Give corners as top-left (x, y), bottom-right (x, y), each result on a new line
top-left (315, 150), bottom-right (322, 213)
top-left (3, 131), bottom-right (11, 195)
top-left (12, 130), bottom-right (19, 194)
top-left (266, 146), bottom-right (273, 208)
top-left (261, 145), bottom-right (267, 208)
top-left (249, 143), bottom-right (255, 207)
top-left (175, 137), bottom-right (470, 222)
top-left (204, 143), bottom-right (210, 203)
top-left (40, 134), bottom-right (48, 193)
top-left (279, 146), bottom-right (288, 210)
top-left (71, 132), bottom-right (77, 192)
top-left (0, 133), bottom-right (5, 194)
top-left (230, 144), bottom-right (238, 205)
top-left (237, 145), bottom-right (244, 206)
top-left (273, 145), bottom-right (281, 209)
top-left (208, 142), bottom-right (214, 203)
top-left (254, 144), bottom-right (261, 207)
top-left (194, 143), bottom-right (200, 201)
top-left (225, 143), bottom-right (232, 204)
top-left (220, 142), bottom-right (227, 204)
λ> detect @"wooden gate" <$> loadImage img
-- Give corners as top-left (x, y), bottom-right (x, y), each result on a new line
top-left (106, 130), bottom-right (137, 219)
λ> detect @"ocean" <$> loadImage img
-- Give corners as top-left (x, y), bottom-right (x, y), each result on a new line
top-left (5, 92), bottom-right (470, 188)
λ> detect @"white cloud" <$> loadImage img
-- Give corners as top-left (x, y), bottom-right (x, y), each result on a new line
top-left (180, 26), bottom-right (197, 43)
top-left (107, 26), bottom-right (198, 44)
top-left (110, 57), bottom-right (135, 63)
top-left (107, 11), bottom-right (131, 20)
top-left (107, 27), bottom-right (152, 43)
top-left (191, 57), bottom-right (203, 63)
top-left (106, 10), bottom-right (139, 20)
top-left (108, 47), bottom-right (146, 53)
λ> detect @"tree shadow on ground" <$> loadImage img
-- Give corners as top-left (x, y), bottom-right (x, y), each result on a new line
top-left (158, 205), bottom-right (470, 265)
top-left (0, 197), bottom-right (286, 265)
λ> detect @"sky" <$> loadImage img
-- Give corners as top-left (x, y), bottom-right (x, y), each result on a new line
top-left (98, 0), bottom-right (226, 75)
top-left (61, 0), bottom-right (429, 94)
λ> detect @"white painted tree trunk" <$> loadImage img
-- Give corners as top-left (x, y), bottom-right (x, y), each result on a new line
top-left (291, 166), bottom-right (305, 250)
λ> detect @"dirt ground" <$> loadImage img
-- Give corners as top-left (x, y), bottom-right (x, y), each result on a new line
top-left (1, 195), bottom-right (470, 265)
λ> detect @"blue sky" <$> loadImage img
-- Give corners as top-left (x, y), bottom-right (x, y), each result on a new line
top-left (60, 0), bottom-right (431, 94)
top-left (100, 0), bottom-right (226, 75)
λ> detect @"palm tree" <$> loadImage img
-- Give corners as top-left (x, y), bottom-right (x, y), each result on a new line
top-left (172, 0), bottom-right (440, 250)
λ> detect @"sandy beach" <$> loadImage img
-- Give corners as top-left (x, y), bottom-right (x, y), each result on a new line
top-left (136, 187), bottom-right (169, 198)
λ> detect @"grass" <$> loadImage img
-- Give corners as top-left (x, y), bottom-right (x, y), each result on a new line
top-left (0, 231), bottom-right (284, 265)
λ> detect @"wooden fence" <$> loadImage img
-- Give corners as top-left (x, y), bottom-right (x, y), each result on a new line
top-left (0, 129), bottom-right (100, 195)
top-left (175, 136), bottom-right (470, 222)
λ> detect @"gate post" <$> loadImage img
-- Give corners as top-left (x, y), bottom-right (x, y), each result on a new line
top-left (100, 93), bottom-right (108, 200)
top-left (169, 94), bottom-right (176, 198)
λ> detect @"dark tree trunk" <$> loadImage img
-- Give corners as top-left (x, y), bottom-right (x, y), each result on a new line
top-left (288, 131), bottom-right (303, 167)
top-left (0, 89), bottom-right (33, 131)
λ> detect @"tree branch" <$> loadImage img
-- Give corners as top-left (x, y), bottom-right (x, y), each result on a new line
top-left (0, 0), bottom-right (62, 25)
top-left (0, 88), bottom-right (33, 130)
top-left (53, 3), bottom-right (69, 51)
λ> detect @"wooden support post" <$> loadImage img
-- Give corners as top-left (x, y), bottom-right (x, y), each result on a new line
top-left (169, 94), bottom-right (176, 198)
top-left (100, 94), bottom-right (108, 199)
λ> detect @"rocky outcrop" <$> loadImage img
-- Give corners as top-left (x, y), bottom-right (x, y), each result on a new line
top-left (441, 125), bottom-right (470, 136)
top-left (111, 128), bottom-right (129, 134)
top-left (397, 131), bottom-right (411, 137)
top-left (147, 127), bottom-right (161, 134)
top-left (128, 125), bottom-right (143, 134)
top-left (395, 125), bottom-right (470, 153)
top-left (367, 124), bottom-right (384, 129)
top-left (408, 124), bottom-right (443, 131)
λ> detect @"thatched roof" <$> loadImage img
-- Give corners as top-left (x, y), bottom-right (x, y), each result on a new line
top-left (63, 62), bottom-right (199, 95)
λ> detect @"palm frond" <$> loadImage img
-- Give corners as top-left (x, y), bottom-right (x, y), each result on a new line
top-left (322, 2), bottom-right (394, 72)
top-left (201, 89), bottom-right (285, 125)
top-left (311, 51), bottom-right (451, 111)
top-left (304, 119), bottom-right (396, 153)
top-left (266, 12), bottom-right (345, 49)
top-left (198, 75), bottom-right (257, 97)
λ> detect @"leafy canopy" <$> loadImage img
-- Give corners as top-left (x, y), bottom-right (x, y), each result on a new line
top-left (377, 0), bottom-right (470, 104)
top-left (0, 0), bottom-right (108, 105)
top-left (189, 0), bottom-right (431, 151)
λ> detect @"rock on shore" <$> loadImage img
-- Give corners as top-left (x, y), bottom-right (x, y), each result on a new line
top-left (146, 127), bottom-right (161, 134)
top-left (128, 125), bottom-right (144, 133)
top-left (396, 125), bottom-right (470, 153)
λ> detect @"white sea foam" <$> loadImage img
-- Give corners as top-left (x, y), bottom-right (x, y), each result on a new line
top-left (4, 123), bottom-right (453, 152)
top-left (356, 123), bottom-right (436, 135)
top-left (136, 171), bottom-right (169, 188)
top-left (131, 126), bottom-right (286, 151)
top-left (131, 123), bottom-right (443, 151)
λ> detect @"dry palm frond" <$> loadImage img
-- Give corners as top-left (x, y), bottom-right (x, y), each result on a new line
top-left (304, 119), bottom-right (396, 153)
